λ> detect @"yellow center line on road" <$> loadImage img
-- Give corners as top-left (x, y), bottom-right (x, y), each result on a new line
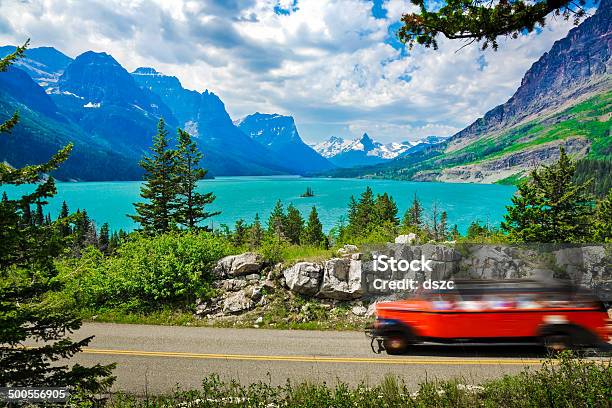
top-left (80, 348), bottom-right (547, 365)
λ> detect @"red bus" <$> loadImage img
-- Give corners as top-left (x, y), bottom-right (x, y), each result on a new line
top-left (367, 280), bottom-right (611, 354)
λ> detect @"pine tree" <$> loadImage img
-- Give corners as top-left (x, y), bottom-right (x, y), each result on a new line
top-left (74, 209), bottom-right (90, 248)
top-left (34, 200), bottom-right (44, 226)
top-left (501, 147), bottom-right (594, 243)
top-left (402, 193), bottom-right (423, 228)
top-left (58, 201), bottom-right (71, 237)
top-left (592, 190), bottom-right (612, 243)
top-left (108, 232), bottom-right (119, 254)
top-left (285, 204), bottom-right (304, 245)
top-left (249, 213), bottom-right (264, 248)
top-left (438, 211), bottom-right (448, 241)
top-left (374, 193), bottom-right (399, 225)
top-left (303, 206), bottom-right (327, 248)
top-left (129, 118), bottom-right (178, 235)
top-left (233, 219), bottom-right (248, 247)
top-left (267, 200), bottom-right (286, 237)
top-left (174, 128), bottom-right (218, 230)
top-left (347, 187), bottom-right (376, 236)
top-left (21, 202), bottom-right (32, 226)
top-left (99, 223), bottom-right (110, 254)
top-left (346, 196), bottom-right (358, 231)
top-left (0, 42), bottom-right (114, 391)
top-left (398, 0), bottom-right (587, 51)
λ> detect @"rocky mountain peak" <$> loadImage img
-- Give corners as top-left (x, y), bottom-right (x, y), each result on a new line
top-left (132, 67), bottom-right (161, 76)
top-left (449, 0), bottom-right (611, 147)
top-left (359, 133), bottom-right (375, 150)
top-left (237, 112), bottom-right (301, 146)
top-left (58, 51), bottom-right (140, 103)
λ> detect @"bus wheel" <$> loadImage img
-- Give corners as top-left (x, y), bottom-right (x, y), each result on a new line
top-left (383, 334), bottom-right (409, 355)
top-left (543, 334), bottom-right (572, 353)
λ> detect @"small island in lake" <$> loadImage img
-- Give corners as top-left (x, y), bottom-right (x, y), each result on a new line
top-left (300, 186), bottom-right (314, 197)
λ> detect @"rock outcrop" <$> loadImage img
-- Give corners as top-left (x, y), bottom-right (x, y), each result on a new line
top-left (395, 233), bottom-right (417, 244)
top-left (214, 252), bottom-right (264, 277)
top-left (283, 262), bottom-right (323, 295)
top-left (318, 258), bottom-right (363, 300)
top-left (223, 290), bottom-right (254, 314)
top-left (197, 244), bottom-right (611, 322)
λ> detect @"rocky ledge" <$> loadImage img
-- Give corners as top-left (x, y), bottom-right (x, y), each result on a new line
top-left (195, 243), bottom-right (611, 325)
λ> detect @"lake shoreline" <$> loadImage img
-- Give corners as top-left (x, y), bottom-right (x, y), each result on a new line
top-left (2, 176), bottom-right (516, 234)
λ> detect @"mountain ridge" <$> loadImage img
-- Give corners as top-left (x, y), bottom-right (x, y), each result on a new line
top-left (236, 112), bottom-right (335, 174)
top-left (313, 133), bottom-right (448, 168)
top-left (326, 1), bottom-right (610, 182)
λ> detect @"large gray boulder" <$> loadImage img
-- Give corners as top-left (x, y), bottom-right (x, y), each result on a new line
top-left (554, 245), bottom-right (607, 285)
top-left (395, 233), bottom-right (417, 244)
top-left (283, 262), bottom-right (323, 296)
top-left (214, 252), bottom-right (264, 277)
top-left (318, 258), bottom-right (363, 300)
top-left (222, 290), bottom-right (253, 314)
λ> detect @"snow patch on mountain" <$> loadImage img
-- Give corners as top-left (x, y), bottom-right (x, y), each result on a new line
top-left (314, 133), bottom-right (413, 160)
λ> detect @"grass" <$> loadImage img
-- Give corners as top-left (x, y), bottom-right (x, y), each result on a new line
top-left (456, 91), bottom-right (611, 166)
top-left (356, 90), bottom-right (611, 181)
top-left (94, 353), bottom-right (611, 407)
top-left (278, 244), bottom-right (336, 263)
top-left (495, 172), bottom-right (527, 185)
top-left (78, 293), bottom-right (369, 332)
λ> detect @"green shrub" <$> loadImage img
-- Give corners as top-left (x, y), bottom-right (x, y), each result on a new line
top-left (58, 232), bottom-right (235, 311)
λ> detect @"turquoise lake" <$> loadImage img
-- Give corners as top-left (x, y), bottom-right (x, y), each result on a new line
top-left (2, 177), bottom-right (516, 233)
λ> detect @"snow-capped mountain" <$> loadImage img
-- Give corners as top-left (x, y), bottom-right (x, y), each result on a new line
top-left (313, 133), bottom-right (413, 168)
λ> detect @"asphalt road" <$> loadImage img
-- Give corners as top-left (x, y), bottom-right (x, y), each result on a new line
top-left (62, 323), bottom-right (569, 394)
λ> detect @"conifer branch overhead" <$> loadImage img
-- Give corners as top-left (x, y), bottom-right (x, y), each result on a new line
top-left (398, 0), bottom-right (590, 50)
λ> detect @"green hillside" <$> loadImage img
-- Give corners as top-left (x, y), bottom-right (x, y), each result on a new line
top-left (327, 90), bottom-right (611, 189)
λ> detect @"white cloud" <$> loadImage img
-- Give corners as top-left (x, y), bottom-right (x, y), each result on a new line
top-left (0, 0), bottom-right (580, 143)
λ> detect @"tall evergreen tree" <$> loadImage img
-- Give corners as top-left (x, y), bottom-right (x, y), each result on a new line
top-left (592, 190), bottom-right (612, 243)
top-left (174, 128), bottom-right (218, 230)
top-left (74, 209), bottom-right (90, 248)
top-left (34, 200), bottom-right (44, 226)
top-left (233, 219), bottom-right (248, 247)
top-left (267, 200), bottom-right (286, 237)
top-left (285, 204), bottom-right (304, 245)
top-left (303, 206), bottom-right (327, 248)
top-left (108, 232), bottom-right (120, 254)
top-left (129, 118), bottom-right (177, 235)
top-left (99, 223), bottom-right (110, 254)
top-left (402, 193), bottom-right (423, 228)
top-left (249, 213), bottom-right (264, 248)
top-left (21, 202), bottom-right (32, 226)
top-left (438, 211), bottom-right (448, 241)
top-left (374, 192), bottom-right (399, 225)
top-left (347, 187), bottom-right (376, 236)
top-left (501, 147), bottom-right (593, 242)
top-left (0, 42), bottom-right (113, 391)
top-left (58, 201), bottom-right (71, 237)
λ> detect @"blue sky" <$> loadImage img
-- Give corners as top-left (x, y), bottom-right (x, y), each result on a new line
top-left (0, 0), bottom-right (585, 144)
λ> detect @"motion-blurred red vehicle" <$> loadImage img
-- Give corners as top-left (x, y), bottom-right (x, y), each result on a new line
top-left (367, 280), bottom-right (611, 354)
